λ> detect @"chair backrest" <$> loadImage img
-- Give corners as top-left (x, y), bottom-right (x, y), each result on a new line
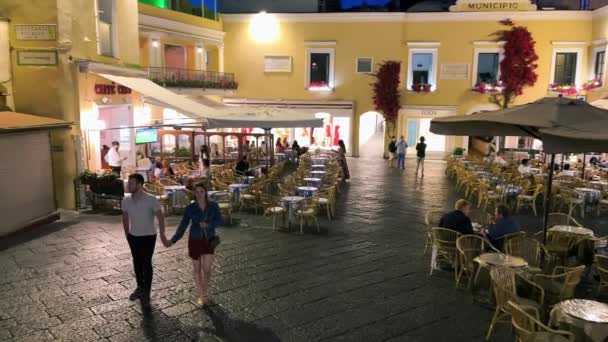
top-left (456, 235), bottom-right (491, 267)
top-left (500, 231), bottom-right (526, 248)
top-left (561, 265), bottom-right (586, 298)
top-left (431, 228), bottom-right (461, 252)
top-left (596, 254), bottom-right (608, 270)
top-left (505, 237), bottom-right (542, 268)
top-left (490, 267), bottom-right (517, 310)
top-left (547, 213), bottom-right (571, 227)
top-left (425, 210), bottom-right (444, 229)
top-left (509, 301), bottom-right (574, 342)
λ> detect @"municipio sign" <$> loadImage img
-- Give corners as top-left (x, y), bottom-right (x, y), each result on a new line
top-left (450, 0), bottom-right (536, 11)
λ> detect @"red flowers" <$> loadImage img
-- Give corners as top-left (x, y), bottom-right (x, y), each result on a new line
top-left (491, 19), bottom-right (538, 107)
top-left (411, 83), bottom-right (432, 93)
top-left (549, 83), bottom-right (578, 95)
top-left (372, 61), bottom-right (401, 121)
top-left (583, 79), bottom-right (602, 91)
top-left (473, 81), bottom-right (503, 94)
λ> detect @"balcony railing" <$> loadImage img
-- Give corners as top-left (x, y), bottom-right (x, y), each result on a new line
top-left (148, 67), bottom-right (238, 90)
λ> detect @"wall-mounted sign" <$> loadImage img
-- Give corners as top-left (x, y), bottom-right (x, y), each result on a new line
top-left (264, 56), bottom-right (292, 72)
top-left (16, 50), bottom-right (58, 66)
top-left (94, 84), bottom-right (132, 95)
top-left (15, 24), bottom-right (57, 41)
top-left (450, 0), bottom-right (536, 11)
top-left (440, 63), bottom-right (469, 80)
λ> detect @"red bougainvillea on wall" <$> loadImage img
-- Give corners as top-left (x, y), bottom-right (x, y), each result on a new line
top-left (372, 61), bottom-right (401, 121)
top-left (492, 19), bottom-right (539, 108)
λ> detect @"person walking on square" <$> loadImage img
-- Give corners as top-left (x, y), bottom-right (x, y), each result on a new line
top-left (122, 174), bottom-right (167, 307)
top-left (387, 136), bottom-right (397, 168)
top-left (415, 136), bottom-right (427, 177)
top-left (396, 136), bottom-right (408, 171)
top-left (164, 183), bottom-right (222, 306)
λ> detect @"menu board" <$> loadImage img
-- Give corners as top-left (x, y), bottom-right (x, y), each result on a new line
top-left (264, 56), bottom-right (292, 72)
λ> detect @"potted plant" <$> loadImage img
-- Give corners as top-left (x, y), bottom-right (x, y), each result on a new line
top-left (78, 170), bottom-right (98, 185)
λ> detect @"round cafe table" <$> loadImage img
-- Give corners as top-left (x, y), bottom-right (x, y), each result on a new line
top-left (590, 181), bottom-right (608, 192)
top-left (303, 177), bottom-right (322, 188)
top-left (310, 171), bottom-right (326, 177)
top-left (312, 164), bottom-right (326, 171)
top-left (575, 187), bottom-right (602, 207)
top-left (228, 184), bottom-right (249, 205)
top-left (549, 225), bottom-right (594, 237)
top-left (296, 186), bottom-right (318, 198)
top-left (208, 191), bottom-right (228, 201)
top-left (281, 196), bottom-right (305, 226)
top-left (475, 253), bottom-right (528, 268)
top-left (550, 299), bottom-right (608, 342)
top-left (162, 185), bottom-right (189, 210)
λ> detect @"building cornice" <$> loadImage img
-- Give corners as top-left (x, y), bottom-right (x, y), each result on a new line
top-left (223, 10), bottom-right (592, 23)
top-left (593, 38), bottom-right (608, 46)
top-left (139, 14), bottom-right (225, 44)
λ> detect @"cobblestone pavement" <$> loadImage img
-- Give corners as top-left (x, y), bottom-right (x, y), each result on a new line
top-left (3, 155), bottom-right (604, 342)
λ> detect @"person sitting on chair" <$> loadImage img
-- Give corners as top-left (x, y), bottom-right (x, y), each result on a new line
top-left (560, 164), bottom-right (575, 177)
top-left (483, 205), bottom-right (521, 250)
top-left (235, 156), bottom-right (250, 176)
top-left (439, 199), bottom-right (474, 235)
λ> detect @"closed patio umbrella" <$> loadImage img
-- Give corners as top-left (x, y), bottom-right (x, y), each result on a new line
top-left (430, 96), bottom-right (608, 242)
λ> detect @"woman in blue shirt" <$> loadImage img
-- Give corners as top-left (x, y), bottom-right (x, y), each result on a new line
top-left (164, 182), bottom-right (221, 306)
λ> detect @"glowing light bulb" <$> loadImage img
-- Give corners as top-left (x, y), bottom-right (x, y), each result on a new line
top-left (250, 11), bottom-right (279, 43)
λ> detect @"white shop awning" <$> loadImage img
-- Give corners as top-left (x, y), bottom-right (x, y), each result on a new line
top-left (95, 73), bottom-right (217, 121)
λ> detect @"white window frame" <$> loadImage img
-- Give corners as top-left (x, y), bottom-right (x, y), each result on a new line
top-left (305, 48), bottom-right (335, 92)
top-left (95, 0), bottom-right (119, 58)
top-left (471, 47), bottom-right (504, 87)
top-left (407, 48), bottom-right (438, 91)
top-left (550, 47), bottom-right (583, 86)
top-left (355, 57), bottom-right (373, 74)
top-left (591, 46), bottom-right (607, 83)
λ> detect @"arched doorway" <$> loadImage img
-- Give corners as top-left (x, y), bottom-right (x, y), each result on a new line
top-left (358, 111), bottom-right (384, 158)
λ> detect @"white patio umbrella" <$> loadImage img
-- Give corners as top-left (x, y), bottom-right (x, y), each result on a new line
top-left (430, 96), bottom-right (608, 241)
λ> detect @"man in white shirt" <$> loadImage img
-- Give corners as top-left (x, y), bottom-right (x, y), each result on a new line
top-left (106, 141), bottom-right (127, 175)
top-left (518, 159), bottom-right (533, 176)
top-left (122, 174), bottom-right (167, 307)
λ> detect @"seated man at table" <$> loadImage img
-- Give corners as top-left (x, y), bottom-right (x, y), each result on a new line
top-left (483, 205), bottom-right (520, 251)
top-left (439, 199), bottom-right (474, 235)
top-left (235, 156), bottom-right (250, 176)
top-left (518, 159), bottom-right (533, 176)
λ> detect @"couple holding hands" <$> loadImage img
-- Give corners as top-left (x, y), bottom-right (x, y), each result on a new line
top-left (123, 174), bottom-right (221, 308)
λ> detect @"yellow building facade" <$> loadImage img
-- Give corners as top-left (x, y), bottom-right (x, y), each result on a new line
top-left (222, 6), bottom-right (608, 157)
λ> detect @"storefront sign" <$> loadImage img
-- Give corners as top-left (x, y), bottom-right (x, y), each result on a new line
top-left (449, 0), bottom-right (536, 11)
top-left (94, 84), bottom-right (132, 95)
top-left (16, 50), bottom-right (58, 66)
top-left (440, 63), bottom-right (469, 80)
top-left (15, 24), bottom-right (57, 40)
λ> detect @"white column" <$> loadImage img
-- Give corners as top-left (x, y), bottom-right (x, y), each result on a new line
top-left (195, 42), bottom-right (206, 71)
top-left (148, 35), bottom-right (162, 68)
top-left (218, 46), bottom-right (224, 73)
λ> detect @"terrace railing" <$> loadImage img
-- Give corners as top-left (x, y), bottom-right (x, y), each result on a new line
top-left (147, 67), bottom-right (238, 90)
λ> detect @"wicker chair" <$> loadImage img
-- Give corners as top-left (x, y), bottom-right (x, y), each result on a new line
top-left (295, 198), bottom-right (320, 234)
top-left (532, 265), bottom-right (586, 305)
top-left (560, 188), bottom-right (585, 219)
top-left (424, 210), bottom-right (445, 255)
top-left (487, 267), bottom-right (545, 340)
top-left (317, 186), bottom-right (336, 220)
top-left (430, 228), bottom-right (461, 274)
top-left (597, 191), bottom-right (608, 217)
top-left (477, 182), bottom-right (502, 212)
top-left (547, 213), bottom-right (582, 228)
top-left (142, 183), bottom-right (169, 214)
top-left (493, 231), bottom-right (526, 252)
top-left (505, 237), bottom-right (547, 274)
top-left (215, 196), bottom-right (233, 225)
top-left (595, 255), bottom-right (608, 295)
top-left (509, 301), bottom-right (574, 342)
top-left (544, 231), bottom-right (577, 266)
top-left (455, 235), bottom-right (497, 289)
top-left (261, 194), bottom-right (286, 231)
top-left (516, 184), bottom-right (544, 216)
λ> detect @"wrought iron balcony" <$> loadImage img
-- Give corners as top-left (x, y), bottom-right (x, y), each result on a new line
top-left (147, 67), bottom-right (238, 90)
